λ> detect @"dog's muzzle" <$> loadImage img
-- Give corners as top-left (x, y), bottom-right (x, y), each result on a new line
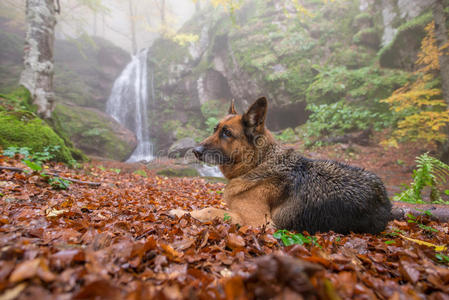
top-left (192, 146), bottom-right (204, 160)
top-left (193, 145), bottom-right (229, 165)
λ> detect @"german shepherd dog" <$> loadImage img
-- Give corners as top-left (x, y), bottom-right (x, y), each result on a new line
top-left (171, 97), bottom-right (392, 234)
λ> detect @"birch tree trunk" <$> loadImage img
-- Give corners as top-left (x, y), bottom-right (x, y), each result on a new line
top-left (19, 0), bottom-right (57, 119)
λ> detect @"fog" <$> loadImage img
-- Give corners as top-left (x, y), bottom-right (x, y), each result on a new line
top-left (56, 0), bottom-right (196, 53)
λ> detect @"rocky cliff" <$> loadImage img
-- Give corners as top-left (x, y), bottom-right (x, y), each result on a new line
top-left (147, 0), bottom-right (436, 152)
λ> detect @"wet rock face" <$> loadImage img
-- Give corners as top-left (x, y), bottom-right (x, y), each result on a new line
top-left (380, 0), bottom-right (436, 46)
top-left (54, 37), bottom-right (130, 110)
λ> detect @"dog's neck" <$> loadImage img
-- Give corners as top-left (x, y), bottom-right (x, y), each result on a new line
top-left (220, 130), bottom-right (280, 179)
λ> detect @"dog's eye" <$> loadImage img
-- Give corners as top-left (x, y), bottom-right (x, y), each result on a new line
top-left (222, 128), bottom-right (233, 138)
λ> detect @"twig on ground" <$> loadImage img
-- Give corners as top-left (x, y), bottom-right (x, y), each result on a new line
top-left (0, 165), bottom-right (101, 186)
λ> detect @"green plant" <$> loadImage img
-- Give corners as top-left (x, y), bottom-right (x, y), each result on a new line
top-left (435, 253), bottom-right (449, 264)
top-left (223, 213), bottom-right (231, 221)
top-left (3, 145), bottom-right (60, 165)
top-left (110, 168), bottom-right (121, 174)
top-left (68, 159), bottom-right (81, 169)
top-left (303, 101), bottom-right (392, 146)
top-left (394, 153), bottom-right (449, 204)
top-left (406, 213), bottom-right (438, 233)
top-left (133, 169), bottom-right (148, 177)
top-left (273, 229), bottom-right (320, 247)
top-left (2, 146), bottom-right (31, 158)
top-left (201, 100), bottom-right (227, 120)
top-left (206, 117), bottom-right (219, 133)
top-left (23, 159), bottom-right (43, 172)
top-left (275, 128), bottom-right (297, 143)
top-left (48, 177), bottom-right (70, 190)
top-left (1, 146), bottom-right (71, 190)
top-left (30, 145), bottom-right (60, 164)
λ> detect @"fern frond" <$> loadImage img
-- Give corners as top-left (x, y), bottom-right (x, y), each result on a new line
top-left (394, 153), bottom-right (449, 203)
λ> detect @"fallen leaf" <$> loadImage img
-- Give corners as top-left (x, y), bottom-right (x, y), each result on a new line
top-left (399, 234), bottom-right (448, 251)
top-left (226, 233), bottom-right (245, 249)
top-left (0, 283), bottom-right (27, 300)
top-left (9, 259), bottom-right (40, 283)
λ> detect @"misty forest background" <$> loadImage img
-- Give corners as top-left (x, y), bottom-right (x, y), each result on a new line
top-left (1, 0), bottom-right (449, 197)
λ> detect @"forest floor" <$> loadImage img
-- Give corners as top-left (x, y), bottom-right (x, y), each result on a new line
top-left (1, 140), bottom-right (449, 299)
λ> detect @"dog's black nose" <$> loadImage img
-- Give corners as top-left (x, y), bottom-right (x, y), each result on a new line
top-left (192, 146), bottom-right (204, 159)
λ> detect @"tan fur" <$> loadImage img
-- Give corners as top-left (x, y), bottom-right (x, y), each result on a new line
top-left (170, 100), bottom-right (280, 227)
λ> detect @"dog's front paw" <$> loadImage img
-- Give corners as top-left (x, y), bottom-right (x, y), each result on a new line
top-left (169, 209), bottom-right (188, 218)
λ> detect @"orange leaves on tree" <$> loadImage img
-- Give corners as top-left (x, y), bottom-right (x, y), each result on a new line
top-left (381, 21), bottom-right (449, 147)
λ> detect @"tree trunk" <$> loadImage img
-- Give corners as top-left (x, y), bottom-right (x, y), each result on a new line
top-left (128, 0), bottom-right (137, 55)
top-left (433, 0), bottom-right (449, 103)
top-left (195, 0), bottom-right (200, 13)
top-left (19, 0), bottom-right (57, 119)
top-left (433, 0), bottom-right (449, 162)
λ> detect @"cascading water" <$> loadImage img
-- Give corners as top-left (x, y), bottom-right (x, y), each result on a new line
top-left (106, 48), bottom-right (154, 162)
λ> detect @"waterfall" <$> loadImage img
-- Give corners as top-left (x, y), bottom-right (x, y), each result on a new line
top-left (106, 48), bottom-right (154, 162)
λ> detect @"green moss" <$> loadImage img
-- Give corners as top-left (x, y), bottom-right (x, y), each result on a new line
top-left (54, 103), bottom-right (134, 161)
top-left (47, 110), bottom-right (87, 162)
top-left (331, 47), bottom-right (374, 69)
top-left (0, 111), bottom-right (73, 162)
top-left (354, 13), bottom-right (372, 27)
top-left (156, 167), bottom-right (200, 177)
top-left (0, 87), bottom-right (86, 161)
top-left (0, 86), bottom-right (34, 112)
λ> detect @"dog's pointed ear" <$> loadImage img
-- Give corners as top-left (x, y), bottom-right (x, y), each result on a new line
top-left (242, 97), bottom-right (267, 131)
top-left (228, 99), bottom-right (237, 115)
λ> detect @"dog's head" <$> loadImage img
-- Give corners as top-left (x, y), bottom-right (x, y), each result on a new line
top-left (193, 97), bottom-right (275, 178)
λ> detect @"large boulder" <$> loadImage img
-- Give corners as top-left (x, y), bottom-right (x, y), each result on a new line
top-left (379, 12), bottom-right (433, 71)
top-left (54, 103), bottom-right (137, 161)
top-left (168, 137), bottom-right (196, 158)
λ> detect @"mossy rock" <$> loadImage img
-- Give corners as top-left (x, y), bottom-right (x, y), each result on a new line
top-left (353, 28), bottom-right (380, 49)
top-left (353, 13), bottom-right (373, 29)
top-left (156, 167), bottom-right (200, 177)
top-left (54, 103), bottom-right (137, 161)
top-left (0, 110), bottom-right (73, 162)
top-left (0, 87), bottom-right (86, 161)
top-left (379, 12), bottom-right (432, 71)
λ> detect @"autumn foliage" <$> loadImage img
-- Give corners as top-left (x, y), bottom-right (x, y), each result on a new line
top-left (1, 154), bottom-right (449, 299)
top-left (382, 21), bottom-right (449, 147)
